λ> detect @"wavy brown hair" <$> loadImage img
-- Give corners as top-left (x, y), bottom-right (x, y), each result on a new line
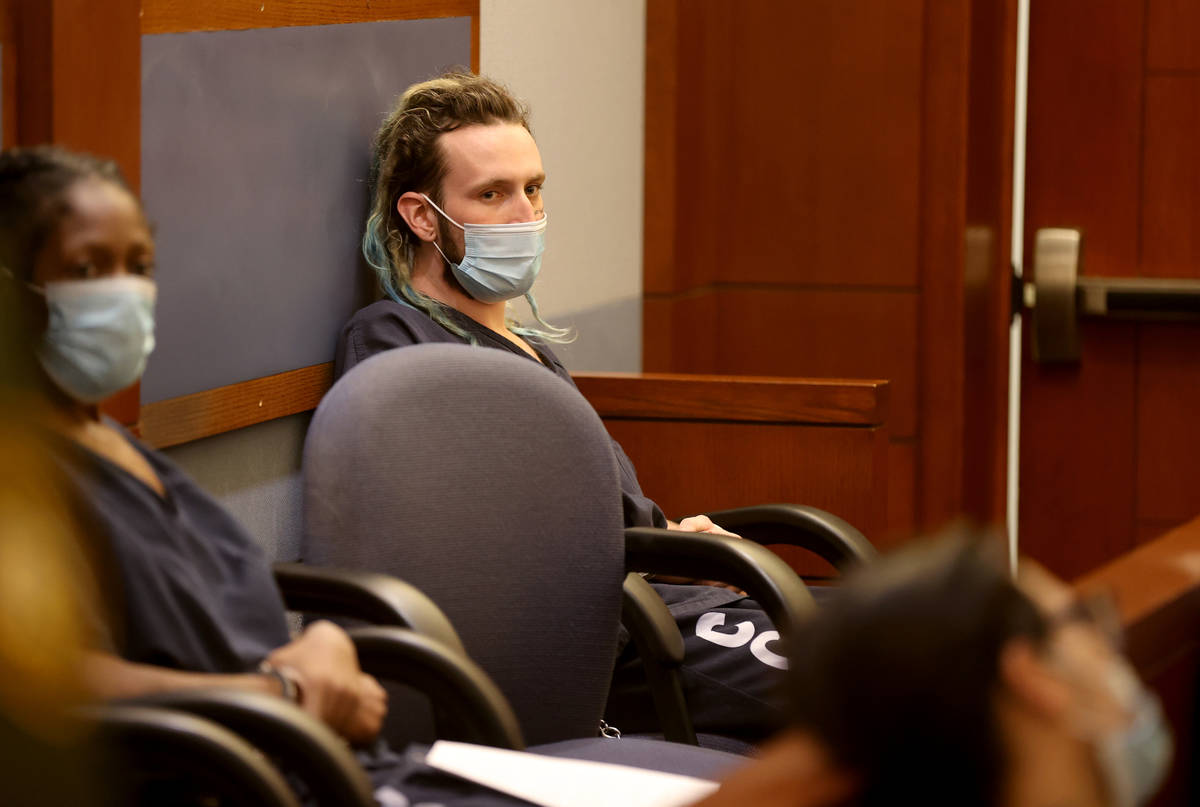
top-left (363, 71), bottom-right (566, 342)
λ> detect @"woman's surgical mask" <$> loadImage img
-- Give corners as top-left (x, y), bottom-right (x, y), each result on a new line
top-left (36, 275), bottom-right (156, 403)
top-left (421, 194), bottom-right (547, 303)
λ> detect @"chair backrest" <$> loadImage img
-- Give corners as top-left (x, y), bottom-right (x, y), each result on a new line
top-left (302, 344), bottom-right (626, 745)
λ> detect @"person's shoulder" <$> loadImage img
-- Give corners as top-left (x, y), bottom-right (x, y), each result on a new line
top-left (343, 298), bottom-right (433, 333)
top-left (523, 337), bottom-right (571, 378)
top-left (343, 299), bottom-right (436, 345)
top-left (336, 298), bottom-right (461, 378)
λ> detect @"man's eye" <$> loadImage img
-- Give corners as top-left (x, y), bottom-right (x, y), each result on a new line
top-left (134, 260), bottom-right (156, 278)
top-left (525, 185), bottom-right (541, 196)
top-left (69, 263), bottom-right (97, 279)
top-left (480, 190), bottom-right (499, 200)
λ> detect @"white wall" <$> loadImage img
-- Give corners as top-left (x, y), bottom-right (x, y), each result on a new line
top-left (481, 0), bottom-right (646, 372)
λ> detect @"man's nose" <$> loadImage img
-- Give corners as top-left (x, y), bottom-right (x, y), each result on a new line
top-left (508, 194), bottom-right (539, 223)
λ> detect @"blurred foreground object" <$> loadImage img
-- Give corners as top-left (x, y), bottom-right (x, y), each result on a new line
top-left (0, 273), bottom-right (99, 805)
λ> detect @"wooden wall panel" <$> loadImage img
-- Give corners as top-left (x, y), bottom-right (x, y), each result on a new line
top-left (575, 372), bottom-right (889, 548)
top-left (642, 0), bottom-right (678, 296)
top-left (1142, 78), bottom-right (1200, 278)
top-left (0, 0), bottom-right (14, 148)
top-left (917, 0), bottom-right (970, 530)
top-left (644, 0), bottom-right (1005, 536)
top-left (886, 441), bottom-right (916, 542)
top-left (14, 0), bottom-right (141, 188)
top-left (1024, 0), bottom-right (1143, 278)
top-left (1138, 520), bottom-right (1188, 545)
top-left (641, 294), bottom-right (718, 377)
top-left (709, 289), bottom-right (918, 438)
top-left (603, 419), bottom-right (887, 541)
top-left (1019, 322), bottom-right (1138, 578)
top-left (662, 0), bottom-right (735, 295)
top-left (649, 290), bottom-right (918, 440)
top-left (647, 0), bottom-right (926, 292)
top-left (721, 1), bottom-right (923, 288)
top-left (962, 0), bottom-right (1017, 527)
top-left (575, 373), bottom-right (886, 426)
top-left (1023, 1), bottom-right (1200, 581)
top-left (12, 0), bottom-right (142, 426)
top-left (1147, 0), bottom-right (1200, 72)
top-left (1137, 324), bottom-right (1200, 524)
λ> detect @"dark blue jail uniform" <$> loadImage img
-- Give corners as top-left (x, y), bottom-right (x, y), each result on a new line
top-left (336, 299), bottom-right (786, 746)
top-left (45, 426), bottom-right (536, 806)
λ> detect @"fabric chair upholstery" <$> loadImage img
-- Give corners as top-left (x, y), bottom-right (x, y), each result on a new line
top-left (302, 343), bottom-right (626, 746)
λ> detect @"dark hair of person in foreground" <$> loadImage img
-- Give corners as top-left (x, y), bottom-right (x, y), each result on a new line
top-left (785, 536), bottom-right (1046, 806)
top-left (698, 532), bottom-right (1171, 807)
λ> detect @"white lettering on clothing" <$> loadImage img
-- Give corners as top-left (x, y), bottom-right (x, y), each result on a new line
top-left (750, 630), bottom-right (788, 670)
top-left (696, 611), bottom-right (755, 648)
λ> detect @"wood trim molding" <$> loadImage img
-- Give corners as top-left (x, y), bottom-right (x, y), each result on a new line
top-left (142, 0), bottom-right (478, 34)
top-left (140, 366), bottom-right (888, 449)
top-left (574, 373), bottom-right (888, 426)
top-left (0, 0), bottom-right (15, 148)
top-left (1073, 516), bottom-right (1200, 805)
top-left (140, 363), bottom-right (333, 449)
top-left (642, 0), bottom-right (678, 297)
top-left (14, 0), bottom-right (142, 424)
top-left (916, 1), bottom-right (970, 529)
top-left (1076, 515), bottom-right (1200, 673)
top-left (470, 11), bottom-right (479, 72)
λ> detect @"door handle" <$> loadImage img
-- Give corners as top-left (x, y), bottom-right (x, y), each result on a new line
top-left (1026, 228), bottom-right (1200, 363)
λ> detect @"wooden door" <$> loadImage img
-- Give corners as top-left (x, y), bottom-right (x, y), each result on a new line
top-left (1019, 1), bottom-right (1200, 578)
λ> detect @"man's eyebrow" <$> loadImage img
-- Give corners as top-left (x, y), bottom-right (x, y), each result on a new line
top-left (472, 173), bottom-right (546, 191)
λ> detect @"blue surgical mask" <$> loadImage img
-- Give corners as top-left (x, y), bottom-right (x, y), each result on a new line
top-left (1092, 661), bottom-right (1173, 807)
top-left (37, 275), bottom-right (156, 403)
top-left (421, 194), bottom-right (547, 303)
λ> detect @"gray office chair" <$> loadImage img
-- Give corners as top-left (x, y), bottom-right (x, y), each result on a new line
top-left (302, 343), bottom-right (636, 747)
top-left (301, 343), bottom-right (809, 769)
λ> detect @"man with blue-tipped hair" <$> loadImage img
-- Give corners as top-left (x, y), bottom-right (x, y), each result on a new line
top-left (336, 70), bottom-right (788, 748)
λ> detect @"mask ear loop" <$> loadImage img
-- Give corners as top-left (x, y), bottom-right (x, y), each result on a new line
top-left (419, 194), bottom-right (465, 230)
top-left (419, 194), bottom-right (464, 270)
top-left (0, 265), bottom-right (46, 297)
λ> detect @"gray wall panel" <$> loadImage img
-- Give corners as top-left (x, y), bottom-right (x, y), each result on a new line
top-left (163, 412), bottom-right (311, 563)
top-left (141, 19), bottom-right (470, 402)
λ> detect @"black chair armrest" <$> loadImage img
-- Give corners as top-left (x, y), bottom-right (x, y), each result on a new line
top-left (121, 689), bottom-right (375, 807)
top-left (625, 526), bottom-right (816, 636)
top-left (347, 625), bottom-right (526, 752)
top-left (702, 504), bottom-right (876, 571)
top-left (274, 562), bottom-right (465, 654)
top-left (621, 573), bottom-right (697, 746)
top-left (82, 702), bottom-right (301, 807)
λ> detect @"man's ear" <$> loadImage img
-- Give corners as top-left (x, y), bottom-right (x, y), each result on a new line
top-left (397, 192), bottom-right (438, 243)
top-left (999, 638), bottom-right (1072, 721)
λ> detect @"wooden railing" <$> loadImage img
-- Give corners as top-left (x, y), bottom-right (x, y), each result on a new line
top-left (574, 372), bottom-right (890, 565)
top-left (1076, 516), bottom-right (1200, 807)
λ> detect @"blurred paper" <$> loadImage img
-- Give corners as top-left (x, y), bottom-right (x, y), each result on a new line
top-left (423, 741), bottom-right (720, 807)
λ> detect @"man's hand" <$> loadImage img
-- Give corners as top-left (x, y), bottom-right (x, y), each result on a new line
top-left (672, 515), bottom-right (741, 539)
top-left (267, 621), bottom-right (387, 745)
top-left (652, 516), bottom-right (746, 593)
